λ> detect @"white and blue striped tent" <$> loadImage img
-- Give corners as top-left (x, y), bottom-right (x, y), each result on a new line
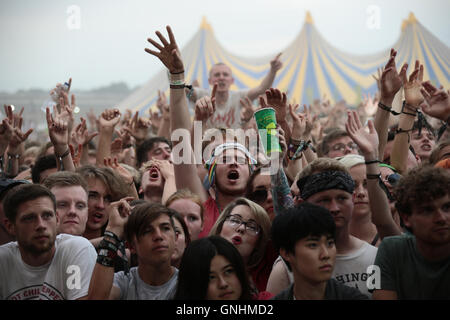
top-left (117, 12), bottom-right (449, 115)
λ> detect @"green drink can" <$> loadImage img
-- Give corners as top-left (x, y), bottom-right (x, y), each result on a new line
top-left (254, 107), bottom-right (281, 157)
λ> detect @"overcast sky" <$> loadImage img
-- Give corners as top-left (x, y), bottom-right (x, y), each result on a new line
top-left (0, 0), bottom-right (448, 92)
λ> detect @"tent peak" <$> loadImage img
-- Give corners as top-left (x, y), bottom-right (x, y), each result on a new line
top-left (200, 16), bottom-right (213, 31)
top-left (401, 12), bottom-right (418, 31)
top-left (305, 11), bottom-right (314, 24)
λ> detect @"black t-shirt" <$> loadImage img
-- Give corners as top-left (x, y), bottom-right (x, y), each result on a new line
top-left (272, 278), bottom-right (369, 300)
top-left (374, 234), bottom-right (450, 299)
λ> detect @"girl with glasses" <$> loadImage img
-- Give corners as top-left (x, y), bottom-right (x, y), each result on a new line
top-left (209, 197), bottom-right (276, 295)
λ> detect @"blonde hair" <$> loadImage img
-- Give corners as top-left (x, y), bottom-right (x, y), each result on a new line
top-left (209, 197), bottom-right (271, 270)
top-left (165, 189), bottom-right (204, 223)
top-left (297, 157), bottom-right (349, 182)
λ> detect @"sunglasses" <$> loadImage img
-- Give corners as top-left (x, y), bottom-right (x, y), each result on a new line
top-left (248, 189), bottom-right (270, 203)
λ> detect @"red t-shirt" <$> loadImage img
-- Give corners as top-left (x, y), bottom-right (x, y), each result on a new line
top-left (198, 197), bottom-right (220, 238)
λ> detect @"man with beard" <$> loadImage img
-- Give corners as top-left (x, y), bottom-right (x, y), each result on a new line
top-left (0, 184), bottom-right (96, 300)
top-left (373, 166), bottom-right (450, 299)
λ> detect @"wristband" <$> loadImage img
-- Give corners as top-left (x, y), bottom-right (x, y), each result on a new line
top-left (55, 148), bottom-right (70, 159)
top-left (170, 70), bottom-right (185, 75)
top-left (104, 230), bottom-right (121, 243)
top-left (366, 173), bottom-right (381, 180)
top-left (96, 255), bottom-right (115, 268)
top-left (378, 102), bottom-right (400, 116)
top-left (365, 159), bottom-right (380, 165)
top-left (401, 101), bottom-right (418, 117)
top-left (7, 153), bottom-right (20, 160)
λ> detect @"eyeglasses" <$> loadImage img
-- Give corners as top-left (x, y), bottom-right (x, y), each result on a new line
top-left (331, 142), bottom-right (358, 152)
top-left (248, 189), bottom-right (270, 204)
top-left (225, 214), bottom-right (260, 235)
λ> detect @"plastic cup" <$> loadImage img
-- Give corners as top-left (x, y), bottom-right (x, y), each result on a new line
top-left (254, 107), bottom-right (281, 157)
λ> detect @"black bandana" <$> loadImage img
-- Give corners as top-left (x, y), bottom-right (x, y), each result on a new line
top-left (297, 171), bottom-right (355, 200)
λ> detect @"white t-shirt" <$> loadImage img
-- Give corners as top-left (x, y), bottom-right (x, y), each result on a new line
top-left (332, 241), bottom-right (378, 297)
top-left (0, 234), bottom-right (97, 300)
top-left (113, 266), bottom-right (178, 300)
top-left (194, 88), bottom-right (249, 129)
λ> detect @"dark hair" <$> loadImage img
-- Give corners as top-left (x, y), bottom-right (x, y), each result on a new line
top-left (271, 202), bottom-right (336, 254)
top-left (174, 235), bottom-right (253, 300)
top-left (42, 171), bottom-right (88, 194)
top-left (170, 210), bottom-right (191, 247)
top-left (31, 154), bottom-right (57, 183)
top-left (3, 184), bottom-right (56, 222)
top-left (124, 203), bottom-right (176, 244)
top-left (394, 165), bottom-right (450, 219)
top-left (318, 128), bottom-right (349, 156)
top-left (136, 137), bottom-right (172, 168)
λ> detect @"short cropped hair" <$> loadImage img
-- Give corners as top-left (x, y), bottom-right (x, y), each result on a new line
top-left (271, 202), bottom-right (336, 254)
top-left (42, 171), bottom-right (88, 194)
top-left (3, 184), bottom-right (56, 222)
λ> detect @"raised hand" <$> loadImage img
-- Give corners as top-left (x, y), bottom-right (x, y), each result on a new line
top-left (345, 110), bottom-right (379, 158)
top-left (145, 26), bottom-right (184, 74)
top-left (72, 117), bottom-right (98, 147)
top-left (402, 60), bottom-right (424, 108)
top-left (380, 49), bottom-right (407, 104)
top-left (105, 197), bottom-right (134, 239)
top-left (7, 106), bottom-right (33, 151)
top-left (259, 88), bottom-right (288, 123)
top-left (151, 159), bottom-right (175, 180)
top-left (46, 106), bottom-right (69, 151)
top-left (0, 106), bottom-right (14, 152)
top-left (240, 96), bottom-right (257, 123)
top-left (288, 103), bottom-right (306, 140)
top-left (99, 108), bottom-right (121, 130)
top-left (122, 111), bottom-right (151, 142)
top-left (195, 84), bottom-right (216, 122)
top-left (156, 90), bottom-right (170, 121)
top-left (270, 53), bottom-right (283, 73)
top-left (420, 81), bottom-right (450, 121)
top-left (104, 157), bottom-right (134, 185)
top-left (58, 91), bottom-right (76, 132)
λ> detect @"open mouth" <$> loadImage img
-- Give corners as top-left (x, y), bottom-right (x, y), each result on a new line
top-left (227, 170), bottom-right (239, 180)
top-left (232, 236), bottom-right (242, 245)
top-left (92, 212), bottom-right (103, 223)
top-left (149, 167), bottom-right (160, 180)
top-left (421, 144), bottom-right (431, 151)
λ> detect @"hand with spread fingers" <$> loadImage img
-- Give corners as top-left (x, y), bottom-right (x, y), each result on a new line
top-left (402, 60), bottom-right (424, 108)
top-left (420, 81), bottom-right (450, 122)
top-left (145, 25), bottom-right (184, 74)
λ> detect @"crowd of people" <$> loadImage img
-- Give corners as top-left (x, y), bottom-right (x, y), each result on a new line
top-left (0, 25), bottom-right (449, 301)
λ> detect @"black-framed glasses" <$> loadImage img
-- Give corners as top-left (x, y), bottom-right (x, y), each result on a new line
top-left (225, 214), bottom-right (260, 235)
top-left (331, 142), bottom-right (358, 152)
top-left (248, 189), bottom-right (270, 204)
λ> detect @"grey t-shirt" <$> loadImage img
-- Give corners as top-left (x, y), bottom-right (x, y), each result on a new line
top-left (374, 234), bottom-right (450, 299)
top-left (113, 267), bottom-right (178, 300)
